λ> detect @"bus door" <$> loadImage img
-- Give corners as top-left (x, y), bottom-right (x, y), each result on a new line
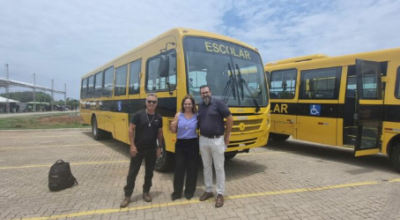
top-left (354, 59), bottom-right (384, 156)
top-left (113, 64), bottom-right (129, 143)
top-left (269, 69), bottom-right (297, 137)
top-left (343, 66), bottom-right (358, 147)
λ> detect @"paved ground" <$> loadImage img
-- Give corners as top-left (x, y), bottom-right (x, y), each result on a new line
top-left (1, 129), bottom-right (400, 220)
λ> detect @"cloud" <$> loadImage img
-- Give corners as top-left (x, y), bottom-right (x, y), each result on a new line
top-left (0, 0), bottom-right (399, 99)
top-left (0, 0), bottom-right (231, 99)
top-left (222, 0), bottom-right (400, 62)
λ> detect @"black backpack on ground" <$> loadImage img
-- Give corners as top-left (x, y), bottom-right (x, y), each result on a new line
top-left (48, 159), bottom-right (78, 191)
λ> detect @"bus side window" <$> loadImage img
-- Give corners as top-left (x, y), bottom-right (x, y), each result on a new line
top-left (146, 50), bottom-right (177, 92)
top-left (129, 59), bottom-right (141, 94)
top-left (115, 64), bottom-right (128, 96)
top-left (270, 69), bottom-right (297, 99)
top-left (166, 51), bottom-right (177, 88)
top-left (94, 71), bottom-right (103, 98)
top-left (103, 66), bottom-right (114, 97)
top-left (87, 75), bottom-right (95, 98)
top-left (300, 67), bottom-right (342, 100)
top-left (147, 58), bottom-right (159, 91)
top-left (81, 78), bottom-right (88, 99)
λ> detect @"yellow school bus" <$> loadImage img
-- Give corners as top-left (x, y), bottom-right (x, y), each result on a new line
top-left (80, 28), bottom-right (270, 171)
top-left (265, 48), bottom-right (400, 172)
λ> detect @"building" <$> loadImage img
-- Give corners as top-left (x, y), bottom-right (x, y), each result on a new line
top-left (0, 96), bottom-right (20, 113)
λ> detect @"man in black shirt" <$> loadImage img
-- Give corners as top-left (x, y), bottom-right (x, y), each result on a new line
top-left (120, 93), bottom-right (163, 208)
top-left (198, 85), bottom-right (233, 208)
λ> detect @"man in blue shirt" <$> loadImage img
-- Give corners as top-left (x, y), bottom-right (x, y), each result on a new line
top-left (198, 85), bottom-right (233, 208)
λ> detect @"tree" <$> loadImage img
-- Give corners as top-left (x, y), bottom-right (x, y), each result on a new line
top-left (66, 98), bottom-right (79, 110)
top-left (54, 98), bottom-right (79, 110)
top-left (0, 91), bottom-right (53, 103)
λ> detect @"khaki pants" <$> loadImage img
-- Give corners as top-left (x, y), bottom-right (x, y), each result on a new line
top-left (199, 136), bottom-right (226, 195)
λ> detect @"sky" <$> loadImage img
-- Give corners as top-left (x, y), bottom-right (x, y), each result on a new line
top-left (1, 0), bottom-right (399, 100)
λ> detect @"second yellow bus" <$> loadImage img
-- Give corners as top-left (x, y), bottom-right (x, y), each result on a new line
top-left (265, 48), bottom-right (400, 172)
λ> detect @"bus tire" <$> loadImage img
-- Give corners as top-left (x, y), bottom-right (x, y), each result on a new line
top-left (390, 144), bottom-right (400, 173)
top-left (225, 151), bottom-right (238, 160)
top-left (270, 133), bottom-right (290, 142)
top-left (91, 116), bottom-right (108, 140)
top-left (155, 139), bottom-right (174, 172)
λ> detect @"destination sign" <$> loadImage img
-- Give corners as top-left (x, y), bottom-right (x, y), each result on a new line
top-left (204, 41), bottom-right (251, 60)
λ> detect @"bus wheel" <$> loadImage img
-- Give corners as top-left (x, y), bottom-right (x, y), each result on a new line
top-left (390, 145), bottom-right (400, 173)
top-left (225, 151), bottom-right (238, 160)
top-left (91, 116), bottom-right (107, 140)
top-left (270, 133), bottom-right (290, 142)
top-left (155, 139), bottom-right (174, 172)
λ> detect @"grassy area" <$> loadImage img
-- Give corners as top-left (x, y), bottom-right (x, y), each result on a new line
top-left (0, 113), bottom-right (90, 130)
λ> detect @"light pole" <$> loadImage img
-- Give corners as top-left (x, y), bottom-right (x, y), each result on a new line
top-left (6, 64), bottom-right (10, 113)
top-left (33, 73), bottom-right (36, 112)
top-left (51, 79), bottom-right (54, 111)
top-left (64, 83), bottom-right (67, 109)
top-left (5, 64), bottom-right (9, 113)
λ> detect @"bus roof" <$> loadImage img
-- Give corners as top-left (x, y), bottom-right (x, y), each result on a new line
top-left (265, 47), bottom-right (400, 71)
top-left (82, 28), bottom-right (259, 79)
top-left (265, 54), bottom-right (328, 66)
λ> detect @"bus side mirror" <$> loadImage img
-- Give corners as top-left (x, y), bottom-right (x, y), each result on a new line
top-left (159, 54), bottom-right (170, 78)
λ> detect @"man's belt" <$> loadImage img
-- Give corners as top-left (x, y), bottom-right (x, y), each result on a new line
top-left (202, 135), bottom-right (221, 139)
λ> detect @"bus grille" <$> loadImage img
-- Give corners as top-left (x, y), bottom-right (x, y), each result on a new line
top-left (232, 119), bottom-right (263, 133)
top-left (228, 138), bottom-right (257, 148)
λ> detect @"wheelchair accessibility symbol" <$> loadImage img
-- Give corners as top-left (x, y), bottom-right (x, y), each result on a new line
top-left (310, 104), bottom-right (321, 116)
top-left (117, 101), bottom-right (122, 112)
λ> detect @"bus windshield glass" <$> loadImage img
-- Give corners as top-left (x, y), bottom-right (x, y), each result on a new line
top-left (184, 37), bottom-right (268, 107)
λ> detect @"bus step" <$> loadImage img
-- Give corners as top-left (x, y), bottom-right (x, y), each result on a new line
top-left (342, 144), bottom-right (355, 149)
top-left (343, 135), bottom-right (356, 146)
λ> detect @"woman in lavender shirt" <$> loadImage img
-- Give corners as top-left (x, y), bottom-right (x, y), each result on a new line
top-left (170, 95), bottom-right (199, 200)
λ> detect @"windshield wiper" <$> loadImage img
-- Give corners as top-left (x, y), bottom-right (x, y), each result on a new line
top-left (166, 81), bottom-right (173, 95)
top-left (236, 65), bottom-right (244, 100)
top-left (235, 64), bottom-right (260, 112)
top-left (221, 63), bottom-right (239, 103)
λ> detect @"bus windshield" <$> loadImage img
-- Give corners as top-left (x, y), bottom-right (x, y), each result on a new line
top-left (184, 37), bottom-right (268, 107)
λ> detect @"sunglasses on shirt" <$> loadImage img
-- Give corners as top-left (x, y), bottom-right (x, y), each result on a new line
top-left (147, 100), bottom-right (157, 104)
